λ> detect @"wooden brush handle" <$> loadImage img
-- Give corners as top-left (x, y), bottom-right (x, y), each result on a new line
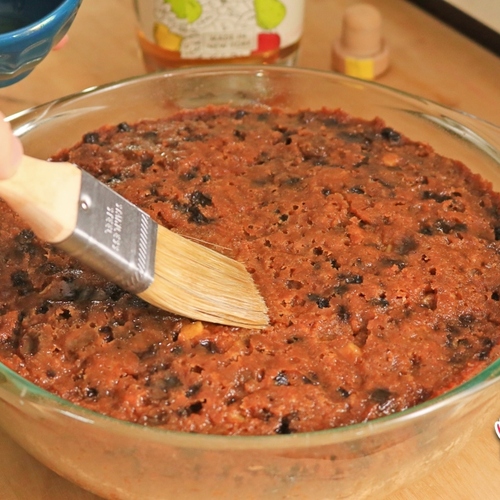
top-left (0, 155), bottom-right (82, 243)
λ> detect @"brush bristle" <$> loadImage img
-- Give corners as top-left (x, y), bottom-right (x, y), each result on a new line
top-left (139, 225), bottom-right (269, 329)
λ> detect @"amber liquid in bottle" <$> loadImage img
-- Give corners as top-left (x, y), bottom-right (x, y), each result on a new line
top-left (137, 30), bottom-right (301, 71)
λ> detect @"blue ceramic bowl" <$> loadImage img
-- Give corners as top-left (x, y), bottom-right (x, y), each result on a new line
top-left (0, 0), bottom-right (82, 86)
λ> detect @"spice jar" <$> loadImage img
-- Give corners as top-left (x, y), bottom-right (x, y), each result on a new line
top-left (133, 0), bottom-right (305, 71)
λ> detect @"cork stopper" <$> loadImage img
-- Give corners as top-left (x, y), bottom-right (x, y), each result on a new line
top-left (332, 3), bottom-right (389, 80)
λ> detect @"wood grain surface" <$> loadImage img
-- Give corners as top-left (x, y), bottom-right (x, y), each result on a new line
top-left (1, 1), bottom-right (499, 499)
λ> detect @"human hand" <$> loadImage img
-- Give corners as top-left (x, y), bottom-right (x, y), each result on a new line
top-left (0, 112), bottom-right (23, 180)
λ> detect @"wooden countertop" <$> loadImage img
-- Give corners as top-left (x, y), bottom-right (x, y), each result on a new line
top-left (1, 1), bottom-right (499, 498)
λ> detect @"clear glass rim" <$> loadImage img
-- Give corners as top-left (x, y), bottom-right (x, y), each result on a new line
top-left (3, 65), bottom-right (500, 449)
top-left (8, 64), bottom-right (500, 129)
top-left (2, 357), bottom-right (500, 449)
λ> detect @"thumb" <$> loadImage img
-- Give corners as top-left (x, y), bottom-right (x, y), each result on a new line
top-left (0, 113), bottom-right (23, 180)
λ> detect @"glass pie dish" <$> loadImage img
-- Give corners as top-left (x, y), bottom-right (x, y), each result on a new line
top-left (2, 66), bottom-right (500, 500)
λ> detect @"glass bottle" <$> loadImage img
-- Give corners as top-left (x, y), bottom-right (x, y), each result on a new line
top-left (134, 0), bottom-right (305, 71)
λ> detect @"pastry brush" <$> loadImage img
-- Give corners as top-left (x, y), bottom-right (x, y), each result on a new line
top-left (0, 155), bottom-right (269, 329)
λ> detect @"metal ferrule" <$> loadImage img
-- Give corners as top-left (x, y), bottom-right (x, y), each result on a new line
top-left (58, 170), bottom-right (157, 294)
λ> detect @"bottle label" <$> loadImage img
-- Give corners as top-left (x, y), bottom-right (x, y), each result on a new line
top-left (135, 0), bottom-right (304, 60)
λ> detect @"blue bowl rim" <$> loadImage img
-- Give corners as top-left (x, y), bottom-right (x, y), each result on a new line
top-left (0, 0), bottom-right (81, 41)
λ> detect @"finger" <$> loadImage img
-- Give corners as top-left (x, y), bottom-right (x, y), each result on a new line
top-left (0, 113), bottom-right (23, 180)
top-left (53, 34), bottom-right (69, 51)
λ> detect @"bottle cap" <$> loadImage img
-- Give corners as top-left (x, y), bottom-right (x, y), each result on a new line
top-left (332, 3), bottom-right (389, 80)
